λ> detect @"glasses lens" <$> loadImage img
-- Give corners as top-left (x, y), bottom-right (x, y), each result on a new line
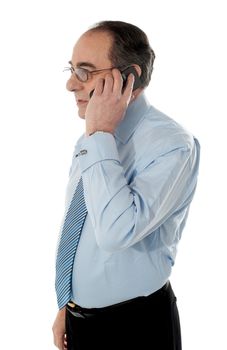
top-left (75, 68), bottom-right (88, 82)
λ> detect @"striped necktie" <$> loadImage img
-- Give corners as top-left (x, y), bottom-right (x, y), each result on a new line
top-left (55, 176), bottom-right (88, 309)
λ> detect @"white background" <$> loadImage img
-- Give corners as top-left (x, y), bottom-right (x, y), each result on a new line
top-left (0, 0), bottom-right (226, 349)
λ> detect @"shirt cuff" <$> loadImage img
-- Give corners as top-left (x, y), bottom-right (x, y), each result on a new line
top-left (75, 132), bottom-right (120, 172)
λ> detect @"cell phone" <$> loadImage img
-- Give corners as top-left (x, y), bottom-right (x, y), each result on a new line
top-left (121, 66), bottom-right (142, 92)
top-left (89, 66), bottom-right (142, 98)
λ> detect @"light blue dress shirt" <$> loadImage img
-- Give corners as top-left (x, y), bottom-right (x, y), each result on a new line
top-left (59, 92), bottom-right (200, 308)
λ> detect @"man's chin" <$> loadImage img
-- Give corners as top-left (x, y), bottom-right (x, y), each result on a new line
top-left (78, 113), bottom-right (86, 119)
top-left (76, 108), bottom-right (85, 119)
top-left (77, 105), bottom-right (87, 119)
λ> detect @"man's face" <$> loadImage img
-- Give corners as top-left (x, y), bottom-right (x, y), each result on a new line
top-left (66, 31), bottom-right (113, 119)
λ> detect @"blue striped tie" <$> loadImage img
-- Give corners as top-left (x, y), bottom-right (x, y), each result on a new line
top-left (55, 177), bottom-right (88, 309)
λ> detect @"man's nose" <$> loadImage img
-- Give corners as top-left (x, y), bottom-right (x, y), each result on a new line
top-left (66, 74), bottom-right (83, 92)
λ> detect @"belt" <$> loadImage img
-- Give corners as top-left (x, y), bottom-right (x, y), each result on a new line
top-left (66, 281), bottom-right (170, 319)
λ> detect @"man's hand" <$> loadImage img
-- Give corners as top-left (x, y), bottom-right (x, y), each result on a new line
top-left (85, 68), bottom-right (134, 136)
top-left (52, 307), bottom-right (67, 350)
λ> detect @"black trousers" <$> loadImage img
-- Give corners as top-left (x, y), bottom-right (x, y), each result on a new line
top-left (66, 281), bottom-right (182, 350)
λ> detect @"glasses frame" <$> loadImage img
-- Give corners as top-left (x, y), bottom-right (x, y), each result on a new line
top-left (63, 65), bottom-right (131, 82)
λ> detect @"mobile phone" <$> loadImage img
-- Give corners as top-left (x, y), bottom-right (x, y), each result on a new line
top-left (121, 66), bottom-right (142, 92)
top-left (89, 66), bottom-right (142, 98)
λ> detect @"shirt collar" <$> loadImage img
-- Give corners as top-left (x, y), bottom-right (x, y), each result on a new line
top-left (114, 92), bottom-right (151, 144)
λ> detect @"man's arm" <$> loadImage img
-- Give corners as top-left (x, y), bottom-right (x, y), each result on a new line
top-left (75, 132), bottom-right (200, 252)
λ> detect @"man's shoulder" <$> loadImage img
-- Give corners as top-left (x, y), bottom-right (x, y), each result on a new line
top-left (136, 104), bottom-right (196, 151)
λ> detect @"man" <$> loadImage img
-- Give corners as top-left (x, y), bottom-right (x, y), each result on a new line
top-left (52, 21), bottom-right (200, 350)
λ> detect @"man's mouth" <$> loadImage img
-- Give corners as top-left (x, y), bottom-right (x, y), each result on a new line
top-left (75, 96), bottom-right (89, 106)
top-left (77, 99), bottom-right (88, 104)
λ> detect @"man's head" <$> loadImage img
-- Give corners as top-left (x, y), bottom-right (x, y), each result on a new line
top-left (66, 21), bottom-right (155, 118)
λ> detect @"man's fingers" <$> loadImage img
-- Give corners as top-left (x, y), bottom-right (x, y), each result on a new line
top-left (93, 78), bottom-right (105, 96)
top-left (64, 333), bottom-right (68, 349)
top-left (103, 73), bottom-right (114, 94)
top-left (112, 69), bottom-right (123, 95)
top-left (122, 73), bottom-right (135, 102)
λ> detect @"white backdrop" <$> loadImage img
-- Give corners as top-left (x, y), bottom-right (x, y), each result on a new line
top-left (0, 0), bottom-right (226, 349)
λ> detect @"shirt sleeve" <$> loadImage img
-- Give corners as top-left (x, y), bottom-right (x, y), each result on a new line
top-left (76, 131), bottom-right (200, 252)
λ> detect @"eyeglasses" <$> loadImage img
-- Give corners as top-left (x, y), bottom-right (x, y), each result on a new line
top-left (63, 64), bottom-right (129, 82)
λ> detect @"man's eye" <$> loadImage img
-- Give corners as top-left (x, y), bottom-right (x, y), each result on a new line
top-left (77, 69), bottom-right (88, 80)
